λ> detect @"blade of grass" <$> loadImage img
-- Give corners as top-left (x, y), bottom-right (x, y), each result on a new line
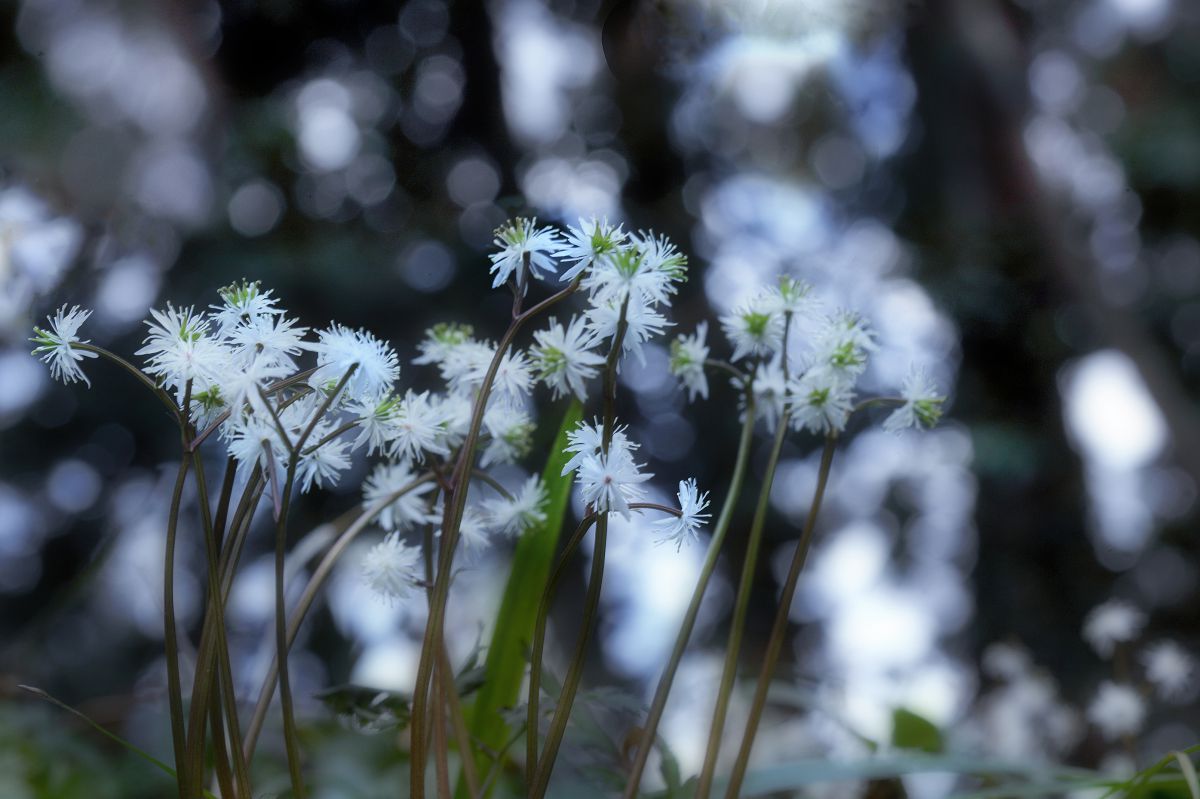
top-left (19, 684), bottom-right (219, 799)
top-left (456, 399), bottom-right (583, 799)
top-left (1172, 751), bottom-right (1200, 799)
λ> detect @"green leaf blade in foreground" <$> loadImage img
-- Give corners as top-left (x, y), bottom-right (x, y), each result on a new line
top-left (458, 399), bottom-right (583, 798)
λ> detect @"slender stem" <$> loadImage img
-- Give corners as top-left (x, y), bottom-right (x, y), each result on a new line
top-left (301, 419), bottom-right (358, 455)
top-left (441, 645), bottom-right (482, 799)
top-left (723, 435), bottom-right (838, 798)
top-left (75, 342), bottom-right (182, 424)
top-left (704, 358), bottom-right (749, 382)
top-left (696, 315), bottom-right (794, 799)
top-left (695, 415), bottom-right (789, 797)
top-left (188, 367), bottom-right (319, 451)
top-left (621, 388), bottom-right (758, 798)
top-left (434, 666), bottom-right (453, 799)
top-left (526, 513), bottom-right (598, 784)
top-left (529, 518), bottom-right (607, 799)
top-left (410, 277), bottom-right (580, 798)
top-left (470, 469), bottom-right (515, 502)
top-left (207, 688), bottom-right (236, 799)
top-left (270, 365), bottom-right (358, 799)
top-left (529, 292), bottom-right (627, 798)
top-left (183, 451), bottom-right (247, 798)
top-left (242, 474), bottom-right (435, 761)
top-left (272, 460), bottom-right (306, 798)
top-left (164, 455), bottom-right (191, 798)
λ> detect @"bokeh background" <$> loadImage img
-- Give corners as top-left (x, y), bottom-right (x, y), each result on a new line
top-left (1, 0), bottom-right (1198, 795)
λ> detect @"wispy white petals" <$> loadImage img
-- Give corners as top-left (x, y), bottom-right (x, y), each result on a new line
top-left (655, 478), bottom-right (711, 549)
top-left (31, 304), bottom-right (97, 387)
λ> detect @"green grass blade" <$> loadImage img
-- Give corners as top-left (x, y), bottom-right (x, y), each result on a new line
top-left (458, 399), bottom-right (583, 798)
top-left (20, 684), bottom-right (219, 799)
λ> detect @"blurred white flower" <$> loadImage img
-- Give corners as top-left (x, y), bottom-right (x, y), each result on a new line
top-left (1087, 681), bottom-right (1145, 740)
top-left (883, 366), bottom-right (945, 432)
top-left (1141, 640), bottom-right (1195, 701)
top-left (1083, 600), bottom-right (1146, 658)
top-left (669, 322), bottom-right (710, 402)
top-left (362, 532), bottom-right (422, 604)
top-left (484, 475), bottom-right (548, 537)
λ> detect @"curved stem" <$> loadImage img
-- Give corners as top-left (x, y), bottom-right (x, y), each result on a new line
top-left (277, 365), bottom-right (359, 798)
top-left (242, 473), bottom-right (435, 761)
top-left (529, 517), bottom-right (608, 799)
top-left (75, 343), bottom-right (181, 421)
top-left (470, 469), bottom-right (515, 502)
top-left (410, 277), bottom-right (580, 798)
top-left (273, 459), bottom-right (306, 798)
top-left (526, 513), bottom-right (599, 784)
top-left (164, 455), bottom-right (191, 798)
top-left (528, 291), bottom-right (627, 798)
top-left (621, 389), bottom-right (758, 798)
top-left (723, 435), bottom-right (838, 799)
top-left (695, 315), bottom-right (794, 799)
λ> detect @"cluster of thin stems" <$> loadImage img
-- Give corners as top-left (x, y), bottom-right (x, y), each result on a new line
top-left (81, 283), bottom-right (895, 799)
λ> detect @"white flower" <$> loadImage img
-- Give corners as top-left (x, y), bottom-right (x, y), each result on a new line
top-left (655, 478), bottom-right (711, 549)
top-left (225, 313), bottom-right (308, 371)
top-left (981, 641), bottom-right (1033, 681)
top-left (215, 354), bottom-right (291, 418)
top-left (765, 276), bottom-right (815, 317)
top-left (488, 218), bottom-right (563, 288)
top-left (362, 532), bottom-right (422, 604)
top-left (479, 347), bottom-right (533, 403)
top-left (225, 411), bottom-right (289, 481)
top-left (30, 305), bottom-right (98, 386)
top-left (561, 419), bottom-right (636, 475)
top-left (581, 234), bottom-right (683, 308)
top-left (1087, 681), bottom-right (1145, 740)
top-left (351, 393), bottom-right (400, 455)
top-left (362, 461), bottom-right (436, 531)
top-left (413, 322), bottom-right (475, 366)
top-left (432, 392), bottom-right (473, 450)
top-left (439, 338), bottom-right (495, 396)
top-left (669, 322), bottom-right (710, 401)
top-left (312, 323), bottom-right (399, 402)
top-left (809, 310), bottom-right (875, 378)
top-left (720, 298), bottom-right (783, 362)
top-left (576, 443), bottom-right (652, 519)
top-left (1141, 640), bottom-right (1195, 701)
top-left (387, 390), bottom-right (450, 463)
top-left (586, 295), bottom-right (669, 365)
top-left (748, 357), bottom-right (787, 430)
top-left (557, 217), bottom-right (627, 282)
top-left (136, 304), bottom-right (229, 399)
top-left (1083, 600), bottom-right (1146, 658)
top-left (210, 279), bottom-right (283, 335)
top-left (449, 506), bottom-right (492, 556)
top-left (485, 476), bottom-right (548, 537)
top-left (788, 368), bottom-right (854, 434)
top-left (532, 316), bottom-right (605, 400)
top-left (884, 366), bottom-right (945, 432)
top-left (481, 405), bottom-right (534, 467)
top-left (297, 424), bottom-right (351, 492)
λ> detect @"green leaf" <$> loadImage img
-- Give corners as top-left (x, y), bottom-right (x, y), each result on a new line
top-left (458, 399), bottom-right (583, 798)
top-left (891, 707), bottom-right (943, 754)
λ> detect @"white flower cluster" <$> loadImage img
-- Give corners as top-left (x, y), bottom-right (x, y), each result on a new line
top-left (668, 276), bottom-right (946, 437)
top-left (966, 641), bottom-right (1082, 761)
top-left (1080, 598), bottom-right (1195, 734)
top-left (484, 217), bottom-right (712, 547)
